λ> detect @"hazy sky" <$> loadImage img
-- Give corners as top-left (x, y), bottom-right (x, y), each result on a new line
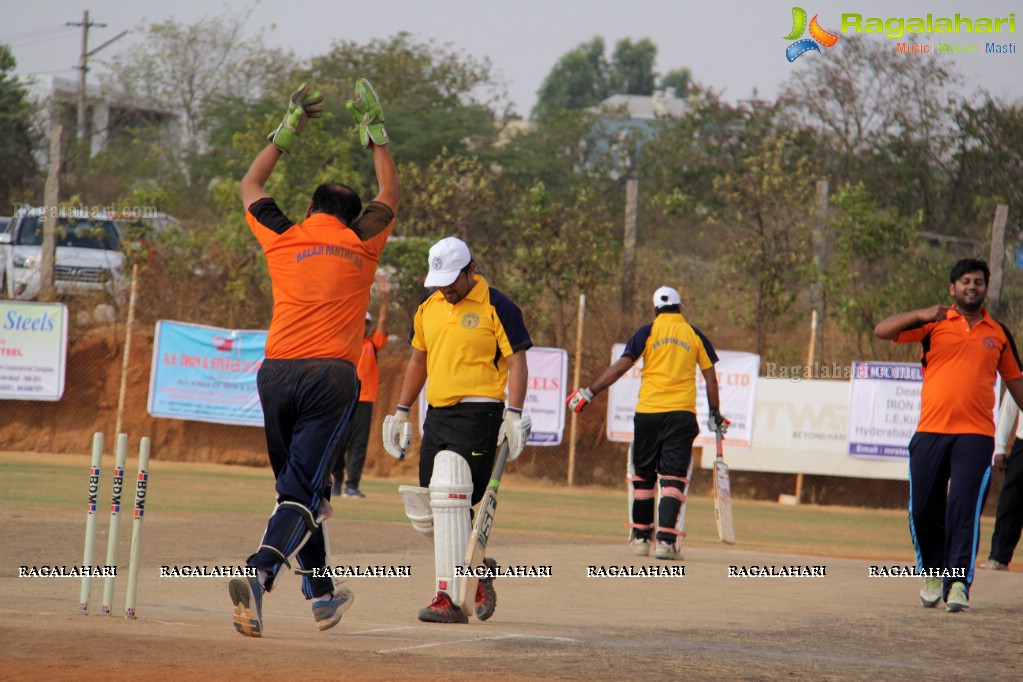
top-left (4, 0), bottom-right (1021, 116)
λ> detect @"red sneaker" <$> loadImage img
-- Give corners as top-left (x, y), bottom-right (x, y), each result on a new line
top-left (418, 591), bottom-right (468, 624)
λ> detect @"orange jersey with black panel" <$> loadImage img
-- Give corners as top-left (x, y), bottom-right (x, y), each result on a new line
top-left (356, 329), bottom-right (388, 402)
top-left (895, 307), bottom-right (1022, 436)
top-left (622, 312), bottom-right (718, 414)
top-left (411, 276), bottom-right (532, 408)
top-left (246, 198), bottom-right (394, 361)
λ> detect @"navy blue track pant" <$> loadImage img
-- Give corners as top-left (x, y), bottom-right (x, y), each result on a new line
top-left (908, 432), bottom-right (993, 598)
top-left (247, 358), bottom-right (358, 598)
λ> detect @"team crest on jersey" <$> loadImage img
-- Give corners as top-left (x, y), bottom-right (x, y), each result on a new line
top-left (461, 313), bottom-right (480, 329)
top-left (983, 336), bottom-right (999, 350)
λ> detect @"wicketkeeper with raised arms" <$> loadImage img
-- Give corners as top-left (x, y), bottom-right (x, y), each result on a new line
top-left (228, 79), bottom-right (399, 637)
top-left (384, 237), bottom-right (532, 624)
top-left (567, 286), bottom-right (726, 560)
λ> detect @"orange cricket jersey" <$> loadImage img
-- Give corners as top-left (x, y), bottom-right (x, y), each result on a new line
top-left (246, 198), bottom-right (394, 362)
top-left (895, 307), bottom-right (1022, 436)
top-left (357, 329), bottom-right (388, 402)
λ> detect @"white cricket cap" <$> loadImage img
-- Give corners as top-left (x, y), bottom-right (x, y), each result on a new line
top-left (653, 286), bottom-right (682, 307)
top-left (424, 237), bottom-right (472, 287)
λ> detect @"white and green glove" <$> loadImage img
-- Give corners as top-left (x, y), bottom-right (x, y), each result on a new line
top-left (345, 78), bottom-right (388, 147)
top-left (267, 83), bottom-right (324, 154)
top-left (498, 407), bottom-right (532, 462)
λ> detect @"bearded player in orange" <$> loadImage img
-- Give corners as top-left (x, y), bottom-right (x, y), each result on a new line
top-left (228, 80), bottom-right (399, 637)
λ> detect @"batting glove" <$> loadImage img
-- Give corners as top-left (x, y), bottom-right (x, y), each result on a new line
top-left (267, 83), bottom-right (323, 154)
top-left (498, 407), bottom-right (531, 462)
top-left (382, 406), bottom-right (412, 459)
top-left (708, 408), bottom-right (730, 436)
top-left (345, 78), bottom-right (388, 148)
top-left (566, 387), bottom-right (593, 413)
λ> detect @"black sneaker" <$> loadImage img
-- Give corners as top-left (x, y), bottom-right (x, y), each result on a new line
top-left (418, 591), bottom-right (468, 624)
top-left (474, 557), bottom-right (498, 620)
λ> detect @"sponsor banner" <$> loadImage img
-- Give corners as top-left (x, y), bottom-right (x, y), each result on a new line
top-left (847, 361), bottom-right (922, 458)
top-left (846, 360), bottom-right (998, 459)
top-left (148, 320), bottom-right (266, 426)
top-left (523, 347), bottom-right (568, 445)
top-left (606, 346), bottom-right (759, 448)
top-left (721, 379), bottom-right (909, 480)
top-left (0, 301), bottom-right (67, 401)
top-left (418, 347), bottom-right (569, 446)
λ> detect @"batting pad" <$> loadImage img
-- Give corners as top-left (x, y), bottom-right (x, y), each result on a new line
top-left (657, 458), bottom-right (694, 550)
top-left (429, 451), bottom-right (473, 598)
top-left (399, 485), bottom-right (434, 537)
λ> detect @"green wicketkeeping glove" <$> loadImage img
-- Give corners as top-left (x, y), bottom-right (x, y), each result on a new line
top-left (267, 83), bottom-right (324, 154)
top-left (344, 78), bottom-right (388, 148)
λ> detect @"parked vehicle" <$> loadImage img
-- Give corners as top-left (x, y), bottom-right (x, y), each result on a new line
top-left (0, 216), bottom-right (10, 290)
top-left (0, 207), bottom-right (127, 300)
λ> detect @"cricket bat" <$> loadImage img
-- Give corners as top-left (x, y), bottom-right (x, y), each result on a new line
top-left (457, 440), bottom-right (510, 616)
top-left (713, 427), bottom-right (736, 545)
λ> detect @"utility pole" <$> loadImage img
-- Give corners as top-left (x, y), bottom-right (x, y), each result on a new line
top-left (620, 179), bottom-right (638, 339)
top-left (68, 10), bottom-right (106, 145)
top-left (67, 11), bottom-right (126, 152)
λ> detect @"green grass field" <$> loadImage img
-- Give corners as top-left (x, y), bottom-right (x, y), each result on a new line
top-left (1, 451), bottom-right (984, 562)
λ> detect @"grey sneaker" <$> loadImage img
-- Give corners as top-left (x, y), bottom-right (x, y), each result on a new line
top-left (654, 540), bottom-right (680, 561)
top-left (312, 585), bottom-right (355, 631)
top-left (474, 557), bottom-right (498, 621)
top-left (229, 575), bottom-right (263, 637)
top-left (919, 577), bottom-right (941, 608)
top-left (979, 558), bottom-right (1008, 571)
top-left (631, 537), bottom-right (651, 556)
top-left (946, 582), bottom-right (969, 612)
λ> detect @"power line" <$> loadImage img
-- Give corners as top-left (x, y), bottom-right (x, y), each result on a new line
top-left (0, 25), bottom-right (74, 39)
top-left (4, 31), bottom-right (79, 49)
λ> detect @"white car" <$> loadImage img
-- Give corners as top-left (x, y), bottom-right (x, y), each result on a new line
top-left (0, 208), bottom-right (127, 300)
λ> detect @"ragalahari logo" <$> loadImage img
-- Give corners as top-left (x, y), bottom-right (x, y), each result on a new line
top-left (784, 7), bottom-right (839, 61)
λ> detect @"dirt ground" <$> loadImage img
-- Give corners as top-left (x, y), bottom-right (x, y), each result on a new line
top-left (1, 454), bottom-right (1021, 681)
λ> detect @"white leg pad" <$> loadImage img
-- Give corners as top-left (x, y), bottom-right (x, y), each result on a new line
top-left (399, 485), bottom-right (434, 537)
top-left (429, 451), bottom-right (473, 598)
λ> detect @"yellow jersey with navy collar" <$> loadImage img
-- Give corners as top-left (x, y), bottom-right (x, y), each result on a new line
top-left (622, 312), bottom-right (718, 414)
top-left (411, 275), bottom-right (532, 408)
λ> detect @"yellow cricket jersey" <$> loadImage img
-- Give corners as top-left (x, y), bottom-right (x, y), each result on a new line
top-left (411, 276), bottom-right (532, 408)
top-left (622, 312), bottom-right (718, 414)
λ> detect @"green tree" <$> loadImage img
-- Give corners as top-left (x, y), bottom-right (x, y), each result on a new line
top-left (534, 37), bottom-right (693, 121)
top-left (533, 38), bottom-right (610, 122)
top-left (310, 33), bottom-right (503, 175)
top-left (609, 38), bottom-right (657, 95)
top-left (660, 68), bottom-right (692, 98)
top-left (953, 98), bottom-right (1023, 230)
top-left (497, 181), bottom-right (619, 347)
top-left (0, 44), bottom-right (41, 211)
top-left (711, 135), bottom-right (816, 357)
top-left (779, 35), bottom-right (963, 229)
top-left (99, 8), bottom-right (297, 193)
top-left (101, 10), bottom-right (297, 147)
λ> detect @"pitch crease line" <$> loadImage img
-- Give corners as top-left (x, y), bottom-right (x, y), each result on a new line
top-left (376, 633), bottom-right (576, 654)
